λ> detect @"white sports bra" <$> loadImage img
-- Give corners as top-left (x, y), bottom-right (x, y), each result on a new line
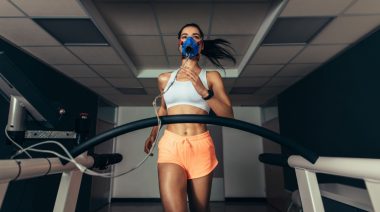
top-left (163, 69), bottom-right (210, 113)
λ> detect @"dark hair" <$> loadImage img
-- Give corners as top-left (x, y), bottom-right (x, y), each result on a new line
top-left (177, 23), bottom-right (236, 71)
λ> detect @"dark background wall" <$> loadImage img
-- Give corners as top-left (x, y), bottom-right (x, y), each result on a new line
top-left (278, 27), bottom-right (380, 191)
top-left (0, 38), bottom-right (99, 212)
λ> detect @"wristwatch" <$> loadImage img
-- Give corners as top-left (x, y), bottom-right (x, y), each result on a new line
top-left (202, 89), bottom-right (214, 100)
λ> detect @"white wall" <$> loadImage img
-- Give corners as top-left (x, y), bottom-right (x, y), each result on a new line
top-left (112, 106), bottom-right (266, 198)
top-left (223, 107), bottom-right (266, 197)
top-left (112, 107), bottom-right (161, 198)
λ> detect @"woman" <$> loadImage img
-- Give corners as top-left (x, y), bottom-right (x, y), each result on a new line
top-left (144, 23), bottom-right (235, 212)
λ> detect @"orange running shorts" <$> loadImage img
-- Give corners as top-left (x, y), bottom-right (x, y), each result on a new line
top-left (157, 129), bottom-right (219, 179)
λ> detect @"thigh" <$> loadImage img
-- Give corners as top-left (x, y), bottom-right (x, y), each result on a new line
top-left (187, 171), bottom-right (214, 212)
top-left (158, 163), bottom-right (188, 212)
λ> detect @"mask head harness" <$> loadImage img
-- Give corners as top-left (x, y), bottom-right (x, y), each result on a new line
top-left (179, 37), bottom-right (202, 59)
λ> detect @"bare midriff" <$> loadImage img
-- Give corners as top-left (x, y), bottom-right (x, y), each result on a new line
top-left (166, 104), bottom-right (208, 136)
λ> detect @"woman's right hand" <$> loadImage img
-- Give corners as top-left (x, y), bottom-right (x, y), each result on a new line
top-left (144, 136), bottom-right (155, 155)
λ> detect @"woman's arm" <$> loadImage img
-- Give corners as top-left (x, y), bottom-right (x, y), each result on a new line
top-left (204, 71), bottom-right (234, 118)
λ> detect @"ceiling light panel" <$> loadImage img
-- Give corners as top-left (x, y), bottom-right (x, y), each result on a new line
top-left (249, 46), bottom-right (304, 64)
top-left (0, 18), bottom-right (60, 46)
top-left (344, 1), bottom-right (380, 15)
top-left (119, 35), bottom-right (164, 55)
top-left (291, 44), bottom-right (348, 63)
top-left (311, 15), bottom-right (380, 44)
top-left (212, 3), bottom-right (270, 34)
top-left (95, 2), bottom-right (159, 35)
top-left (54, 65), bottom-right (98, 77)
top-left (155, 3), bottom-right (212, 34)
top-left (263, 17), bottom-right (332, 44)
top-left (68, 46), bottom-right (124, 64)
top-left (280, 0), bottom-right (355, 17)
top-left (90, 65), bottom-right (134, 77)
top-left (34, 19), bottom-right (108, 45)
top-left (23, 46), bottom-right (82, 64)
top-left (11, 0), bottom-right (88, 17)
top-left (240, 64), bottom-right (283, 77)
top-left (0, 1), bottom-right (25, 17)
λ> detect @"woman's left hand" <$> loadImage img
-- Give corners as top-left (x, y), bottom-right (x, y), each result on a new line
top-left (180, 67), bottom-right (208, 97)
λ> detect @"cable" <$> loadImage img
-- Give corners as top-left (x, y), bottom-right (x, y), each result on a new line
top-left (11, 140), bottom-right (86, 172)
top-left (5, 55), bottom-right (194, 179)
top-left (5, 125), bottom-right (32, 158)
top-left (150, 54), bottom-right (191, 155)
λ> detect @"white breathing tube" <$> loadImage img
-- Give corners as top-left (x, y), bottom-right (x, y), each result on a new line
top-left (7, 55), bottom-right (192, 178)
top-left (150, 55), bottom-right (191, 154)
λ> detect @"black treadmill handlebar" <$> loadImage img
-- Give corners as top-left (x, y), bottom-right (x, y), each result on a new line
top-left (70, 115), bottom-right (319, 164)
top-left (259, 153), bottom-right (290, 167)
top-left (91, 153), bottom-right (123, 169)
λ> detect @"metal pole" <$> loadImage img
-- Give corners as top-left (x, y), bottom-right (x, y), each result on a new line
top-left (0, 182), bottom-right (9, 209)
top-left (0, 156), bottom-right (93, 182)
top-left (295, 168), bottom-right (324, 212)
top-left (365, 180), bottom-right (380, 212)
top-left (53, 169), bottom-right (84, 212)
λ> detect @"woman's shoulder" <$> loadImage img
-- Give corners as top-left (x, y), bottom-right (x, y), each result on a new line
top-left (206, 70), bottom-right (223, 80)
top-left (205, 70), bottom-right (223, 89)
top-left (157, 72), bottom-right (173, 89)
top-left (158, 72), bottom-right (172, 81)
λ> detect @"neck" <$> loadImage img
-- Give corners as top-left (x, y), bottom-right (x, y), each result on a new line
top-left (181, 57), bottom-right (201, 72)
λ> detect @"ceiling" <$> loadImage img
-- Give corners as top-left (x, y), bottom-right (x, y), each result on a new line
top-left (0, 0), bottom-right (379, 106)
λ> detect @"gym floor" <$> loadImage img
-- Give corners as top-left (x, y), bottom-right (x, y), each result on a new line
top-left (96, 201), bottom-right (279, 212)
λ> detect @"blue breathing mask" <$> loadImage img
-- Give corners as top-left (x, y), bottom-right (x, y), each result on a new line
top-left (181, 37), bottom-right (201, 59)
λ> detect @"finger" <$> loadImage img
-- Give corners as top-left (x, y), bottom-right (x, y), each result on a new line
top-left (179, 69), bottom-right (188, 77)
top-left (188, 73), bottom-right (196, 82)
top-left (182, 65), bottom-right (191, 70)
top-left (144, 143), bottom-right (150, 153)
top-left (181, 71), bottom-right (192, 80)
top-left (181, 68), bottom-right (191, 75)
top-left (183, 69), bottom-right (194, 79)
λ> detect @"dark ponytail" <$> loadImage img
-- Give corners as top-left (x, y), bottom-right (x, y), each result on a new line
top-left (178, 23), bottom-right (236, 71)
top-left (202, 39), bottom-right (236, 70)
